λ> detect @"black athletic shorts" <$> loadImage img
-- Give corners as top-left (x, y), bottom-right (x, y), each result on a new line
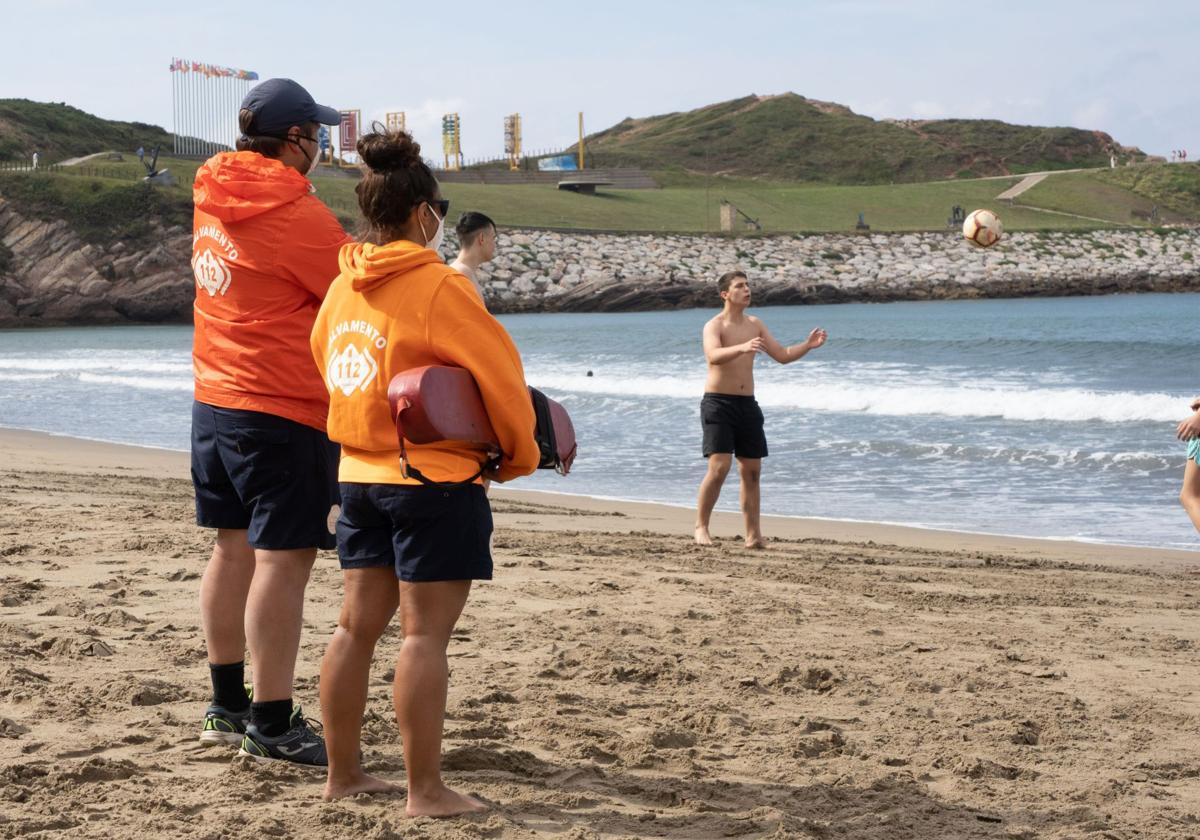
top-left (191, 401), bottom-right (340, 551)
top-left (700, 393), bottom-right (768, 459)
top-left (335, 482), bottom-right (493, 582)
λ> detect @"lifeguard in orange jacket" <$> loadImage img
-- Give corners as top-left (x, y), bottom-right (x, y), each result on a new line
top-left (191, 78), bottom-right (350, 768)
top-left (310, 127), bottom-right (538, 814)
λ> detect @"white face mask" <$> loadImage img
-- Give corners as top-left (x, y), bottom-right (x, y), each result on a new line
top-left (418, 202), bottom-right (445, 253)
top-left (288, 132), bottom-right (321, 177)
top-left (304, 138), bottom-right (321, 176)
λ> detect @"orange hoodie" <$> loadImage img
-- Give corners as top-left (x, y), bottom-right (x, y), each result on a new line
top-left (192, 151), bottom-right (352, 431)
top-left (311, 239), bottom-right (540, 485)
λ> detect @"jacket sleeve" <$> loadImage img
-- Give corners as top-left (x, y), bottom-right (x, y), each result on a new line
top-left (427, 273), bottom-right (540, 482)
top-left (278, 197), bottom-right (354, 301)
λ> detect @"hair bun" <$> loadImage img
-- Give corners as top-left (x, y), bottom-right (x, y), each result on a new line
top-left (357, 128), bottom-right (422, 172)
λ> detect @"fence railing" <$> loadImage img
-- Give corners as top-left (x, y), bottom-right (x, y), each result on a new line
top-left (0, 162), bottom-right (145, 181)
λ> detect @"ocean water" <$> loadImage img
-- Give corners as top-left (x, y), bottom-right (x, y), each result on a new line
top-left (0, 293), bottom-right (1197, 549)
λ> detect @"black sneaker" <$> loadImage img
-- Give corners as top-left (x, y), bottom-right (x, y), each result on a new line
top-left (199, 702), bottom-right (251, 746)
top-left (238, 706), bottom-right (327, 767)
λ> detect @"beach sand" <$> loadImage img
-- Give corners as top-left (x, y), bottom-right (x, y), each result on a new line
top-left (1, 427), bottom-right (1199, 839)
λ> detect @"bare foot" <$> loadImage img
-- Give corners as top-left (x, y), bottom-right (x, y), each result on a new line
top-left (406, 784), bottom-right (487, 818)
top-left (744, 537), bottom-right (766, 550)
top-left (323, 772), bottom-right (402, 802)
top-left (694, 526), bottom-right (715, 546)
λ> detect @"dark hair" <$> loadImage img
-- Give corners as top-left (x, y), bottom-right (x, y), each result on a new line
top-left (717, 270), bottom-right (747, 294)
top-left (355, 124), bottom-right (439, 244)
top-left (455, 211), bottom-right (495, 247)
top-left (235, 109), bottom-right (317, 159)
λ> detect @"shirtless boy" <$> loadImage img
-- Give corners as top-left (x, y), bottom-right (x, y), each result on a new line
top-left (696, 270), bottom-right (827, 548)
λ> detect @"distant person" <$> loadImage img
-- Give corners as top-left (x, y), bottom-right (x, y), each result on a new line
top-left (191, 78), bottom-right (349, 767)
top-left (449, 211), bottom-right (497, 299)
top-left (31, 150), bottom-right (38, 170)
top-left (694, 270), bottom-right (826, 548)
top-left (1178, 397), bottom-right (1200, 534)
top-left (310, 127), bottom-right (539, 812)
top-left (137, 145), bottom-right (145, 163)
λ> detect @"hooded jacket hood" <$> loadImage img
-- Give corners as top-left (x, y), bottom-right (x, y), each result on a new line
top-left (193, 151), bottom-right (312, 223)
top-left (339, 239), bottom-right (446, 293)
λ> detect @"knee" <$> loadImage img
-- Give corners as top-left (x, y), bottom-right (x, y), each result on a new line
top-left (708, 457), bottom-right (732, 479)
top-left (738, 463), bottom-right (760, 483)
top-left (213, 530), bottom-right (253, 565)
top-left (338, 607), bottom-right (396, 645)
top-left (398, 630), bottom-right (451, 655)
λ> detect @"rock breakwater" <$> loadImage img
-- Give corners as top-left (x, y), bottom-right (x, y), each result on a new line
top-left (1, 193), bottom-right (1197, 326)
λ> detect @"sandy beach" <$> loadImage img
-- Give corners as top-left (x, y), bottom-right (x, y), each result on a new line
top-left (2, 427), bottom-right (1199, 839)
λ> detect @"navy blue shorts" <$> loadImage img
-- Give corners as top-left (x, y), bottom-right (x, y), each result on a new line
top-left (336, 483), bottom-right (493, 582)
top-left (701, 393), bottom-right (768, 459)
top-left (191, 401), bottom-right (340, 551)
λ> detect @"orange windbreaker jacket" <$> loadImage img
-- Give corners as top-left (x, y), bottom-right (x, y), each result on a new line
top-left (311, 239), bottom-right (540, 485)
top-left (192, 151), bottom-right (352, 431)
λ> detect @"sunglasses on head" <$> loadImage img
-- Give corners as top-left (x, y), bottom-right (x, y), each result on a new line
top-left (429, 198), bottom-right (450, 218)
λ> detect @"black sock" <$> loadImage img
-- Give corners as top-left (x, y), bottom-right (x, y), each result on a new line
top-left (209, 662), bottom-right (249, 712)
top-left (250, 699), bottom-right (294, 738)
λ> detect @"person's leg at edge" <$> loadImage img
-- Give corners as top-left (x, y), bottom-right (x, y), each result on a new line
top-left (1181, 457), bottom-right (1200, 534)
top-left (200, 529), bottom-right (255, 701)
top-left (695, 453), bottom-right (732, 545)
top-left (245, 548), bottom-right (317, 719)
top-left (394, 579), bottom-right (485, 818)
top-left (738, 456), bottom-right (764, 549)
top-left (321, 567), bottom-right (401, 801)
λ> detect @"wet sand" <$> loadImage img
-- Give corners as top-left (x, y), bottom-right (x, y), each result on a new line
top-left (1, 428), bottom-right (1198, 839)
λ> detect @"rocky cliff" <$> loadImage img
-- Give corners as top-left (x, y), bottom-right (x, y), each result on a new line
top-left (1, 194), bottom-right (1197, 327)
top-left (0, 196), bottom-right (190, 325)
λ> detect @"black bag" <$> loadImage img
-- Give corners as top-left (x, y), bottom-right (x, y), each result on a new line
top-left (529, 387), bottom-right (577, 475)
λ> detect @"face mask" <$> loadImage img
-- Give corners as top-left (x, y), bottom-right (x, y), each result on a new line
top-left (287, 133), bottom-right (320, 176)
top-left (417, 202), bottom-right (445, 253)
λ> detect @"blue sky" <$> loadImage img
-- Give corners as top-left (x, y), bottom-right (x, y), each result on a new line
top-left (1, 0), bottom-right (1194, 161)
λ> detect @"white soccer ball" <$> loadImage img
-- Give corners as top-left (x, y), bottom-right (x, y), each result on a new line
top-left (963, 208), bottom-right (1003, 248)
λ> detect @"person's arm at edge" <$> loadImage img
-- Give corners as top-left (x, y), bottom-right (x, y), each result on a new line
top-left (1177, 397), bottom-right (1200, 441)
top-left (428, 275), bottom-right (539, 481)
top-left (759, 320), bottom-right (827, 364)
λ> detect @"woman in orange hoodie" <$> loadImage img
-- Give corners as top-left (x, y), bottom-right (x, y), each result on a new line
top-left (310, 128), bottom-right (539, 814)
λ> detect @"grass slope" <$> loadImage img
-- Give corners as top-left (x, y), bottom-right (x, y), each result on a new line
top-left (579, 93), bottom-right (1136, 184)
top-left (316, 170), bottom-right (1141, 233)
top-left (2, 154), bottom-right (1189, 248)
top-left (0, 99), bottom-right (174, 165)
top-left (1096, 162), bottom-right (1200, 218)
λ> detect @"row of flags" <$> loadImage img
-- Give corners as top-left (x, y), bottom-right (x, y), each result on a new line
top-left (169, 58), bottom-right (258, 81)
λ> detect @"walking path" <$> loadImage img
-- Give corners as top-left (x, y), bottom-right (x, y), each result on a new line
top-left (1015, 203), bottom-right (1131, 226)
top-left (59, 151), bottom-right (114, 166)
top-left (996, 172), bottom-right (1049, 201)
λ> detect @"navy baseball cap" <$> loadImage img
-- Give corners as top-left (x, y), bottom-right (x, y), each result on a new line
top-left (240, 78), bottom-right (339, 137)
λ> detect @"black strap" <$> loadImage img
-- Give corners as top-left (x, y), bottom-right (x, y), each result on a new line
top-left (402, 460), bottom-right (492, 488)
top-left (399, 434), bottom-right (498, 488)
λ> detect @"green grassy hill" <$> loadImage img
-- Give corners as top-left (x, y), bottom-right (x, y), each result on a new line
top-left (2, 155), bottom-right (1195, 244)
top-left (0, 99), bottom-right (175, 165)
top-left (1097, 162), bottom-right (1200, 217)
top-left (576, 93), bottom-right (1141, 184)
